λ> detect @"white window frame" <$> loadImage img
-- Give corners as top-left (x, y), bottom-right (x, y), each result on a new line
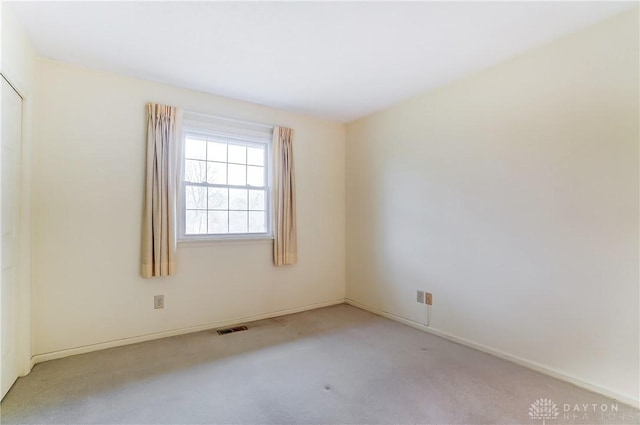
top-left (178, 113), bottom-right (274, 241)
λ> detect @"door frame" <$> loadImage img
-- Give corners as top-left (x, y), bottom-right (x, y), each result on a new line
top-left (0, 71), bottom-right (32, 386)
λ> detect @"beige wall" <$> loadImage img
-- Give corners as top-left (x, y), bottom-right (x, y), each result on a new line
top-left (32, 59), bottom-right (345, 357)
top-left (346, 9), bottom-right (639, 404)
top-left (1, 4), bottom-right (38, 376)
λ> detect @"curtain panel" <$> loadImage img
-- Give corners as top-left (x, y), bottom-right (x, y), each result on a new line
top-left (141, 103), bottom-right (183, 278)
top-left (273, 126), bottom-right (298, 266)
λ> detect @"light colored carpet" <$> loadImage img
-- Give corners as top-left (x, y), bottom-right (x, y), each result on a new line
top-left (1, 304), bottom-right (638, 424)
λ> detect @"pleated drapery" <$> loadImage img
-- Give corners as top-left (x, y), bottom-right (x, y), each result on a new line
top-left (141, 103), bottom-right (182, 278)
top-left (273, 127), bottom-right (298, 266)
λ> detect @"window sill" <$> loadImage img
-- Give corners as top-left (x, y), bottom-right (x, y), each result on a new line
top-left (178, 236), bottom-right (273, 248)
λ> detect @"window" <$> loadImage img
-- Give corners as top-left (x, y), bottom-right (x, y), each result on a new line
top-left (180, 114), bottom-right (272, 240)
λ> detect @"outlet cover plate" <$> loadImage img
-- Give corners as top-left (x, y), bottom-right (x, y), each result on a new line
top-left (154, 295), bottom-right (164, 309)
top-left (416, 290), bottom-right (425, 303)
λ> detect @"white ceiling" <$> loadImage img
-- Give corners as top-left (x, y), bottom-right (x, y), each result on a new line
top-left (8, 1), bottom-right (637, 122)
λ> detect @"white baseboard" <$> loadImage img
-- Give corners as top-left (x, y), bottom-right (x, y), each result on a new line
top-left (30, 299), bottom-right (344, 368)
top-left (27, 297), bottom-right (639, 409)
top-left (345, 298), bottom-right (639, 409)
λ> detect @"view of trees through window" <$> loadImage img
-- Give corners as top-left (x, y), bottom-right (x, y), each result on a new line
top-left (183, 134), bottom-right (268, 236)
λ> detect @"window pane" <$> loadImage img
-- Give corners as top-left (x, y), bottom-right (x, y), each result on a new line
top-left (185, 160), bottom-right (206, 183)
top-left (207, 162), bottom-right (227, 184)
top-left (249, 190), bottom-right (265, 211)
top-left (247, 146), bottom-right (265, 166)
top-left (185, 137), bottom-right (206, 160)
top-left (208, 211), bottom-right (228, 234)
top-left (185, 210), bottom-right (207, 234)
top-left (229, 189), bottom-right (248, 210)
top-left (183, 129), bottom-right (271, 239)
top-left (229, 211), bottom-right (248, 233)
top-left (185, 186), bottom-right (207, 209)
top-left (247, 166), bottom-right (264, 187)
top-left (208, 188), bottom-right (228, 210)
top-left (207, 141), bottom-right (227, 162)
top-left (228, 164), bottom-right (246, 186)
top-left (228, 144), bottom-right (246, 164)
top-left (249, 211), bottom-right (265, 233)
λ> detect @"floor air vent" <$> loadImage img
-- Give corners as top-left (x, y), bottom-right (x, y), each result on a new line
top-left (216, 325), bottom-right (248, 335)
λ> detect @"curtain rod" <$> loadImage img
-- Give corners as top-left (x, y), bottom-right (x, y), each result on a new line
top-left (184, 109), bottom-right (275, 130)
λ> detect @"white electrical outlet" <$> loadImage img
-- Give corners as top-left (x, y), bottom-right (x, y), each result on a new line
top-left (154, 295), bottom-right (164, 309)
top-left (416, 290), bottom-right (425, 303)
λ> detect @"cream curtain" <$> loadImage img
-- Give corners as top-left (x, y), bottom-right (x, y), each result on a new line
top-left (273, 127), bottom-right (297, 266)
top-left (141, 103), bottom-right (182, 278)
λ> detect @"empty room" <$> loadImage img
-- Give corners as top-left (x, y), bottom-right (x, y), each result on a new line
top-left (0, 1), bottom-right (638, 424)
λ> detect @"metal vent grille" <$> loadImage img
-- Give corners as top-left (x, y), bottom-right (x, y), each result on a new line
top-left (216, 325), bottom-right (248, 335)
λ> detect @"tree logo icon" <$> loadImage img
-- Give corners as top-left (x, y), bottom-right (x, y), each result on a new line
top-left (529, 398), bottom-right (560, 425)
